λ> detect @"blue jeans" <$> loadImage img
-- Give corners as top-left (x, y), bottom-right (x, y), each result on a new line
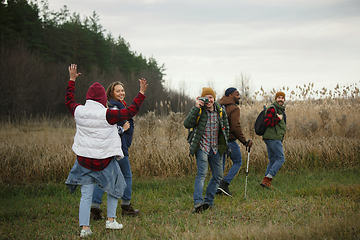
top-left (80, 184), bottom-right (118, 227)
top-left (194, 149), bottom-right (223, 206)
top-left (92, 156), bottom-right (132, 205)
top-left (264, 139), bottom-right (285, 177)
top-left (222, 141), bottom-right (243, 184)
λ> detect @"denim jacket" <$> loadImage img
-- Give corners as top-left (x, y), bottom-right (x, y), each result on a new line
top-left (65, 157), bottom-right (126, 199)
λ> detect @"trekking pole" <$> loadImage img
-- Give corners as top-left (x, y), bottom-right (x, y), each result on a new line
top-left (244, 143), bottom-right (251, 200)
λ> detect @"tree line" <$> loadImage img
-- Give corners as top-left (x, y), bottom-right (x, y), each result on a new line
top-left (0, 0), bottom-right (194, 120)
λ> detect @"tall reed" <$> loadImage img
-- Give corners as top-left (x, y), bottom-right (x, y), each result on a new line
top-left (0, 91), bottom-right (359, 184)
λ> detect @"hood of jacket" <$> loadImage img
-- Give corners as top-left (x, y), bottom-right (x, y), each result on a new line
top-left (86, 82), bottom-right (107, 107)
top-left (218, 95), bottom-right (236, 106)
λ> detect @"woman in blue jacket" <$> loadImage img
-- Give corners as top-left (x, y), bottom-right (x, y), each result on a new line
top-left (91, 81), bottom-right (140, 219)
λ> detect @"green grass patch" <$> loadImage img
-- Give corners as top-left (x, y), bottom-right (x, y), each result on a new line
top-left (1, 168), bottom-right (359, 239)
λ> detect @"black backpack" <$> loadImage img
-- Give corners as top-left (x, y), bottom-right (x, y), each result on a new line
top-left (254, 105), bottom-right (278, 136)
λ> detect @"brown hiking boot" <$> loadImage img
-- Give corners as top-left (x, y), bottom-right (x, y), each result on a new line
top-left (90, 207), bottom-right (104, 220)
top-left (121, 203), bottom-right (140, 216)
top-left (260, 177), bottom-right (274, 189)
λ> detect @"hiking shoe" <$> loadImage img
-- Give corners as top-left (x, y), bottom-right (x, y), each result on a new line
top-left (121, 203), bottom-right (140, 216)
top-left (192, 202), bottom-right (210, 214)
top-left (208, 204), bottom-right (215, 211)
top-left (80, 229), bottom-right (93, 238)
top-left (218, 180), bottom-right (233, 197)
top-left (202, 202), bottom-right (210, 211)
top-left (106, 219), bottom-right (123, 229)
top-left (260, 177), bottom-right (274, 189)
top-left (215, 188), bottom-right (223, 195)
top-left (90, 207), bottom-right (104, 220)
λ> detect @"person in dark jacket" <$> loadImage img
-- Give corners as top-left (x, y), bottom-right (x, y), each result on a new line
top-left (217, 87), bottom-right (252, 196)
top-left (260, 91), bottom-right (286, 189)
top-left (184, 87), bottom-right (229, 213)
top-left (91, 81), bottom-right (140, 220)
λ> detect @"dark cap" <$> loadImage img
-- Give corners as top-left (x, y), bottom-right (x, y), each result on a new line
top-left (225, 87), bottom-right (237, 97)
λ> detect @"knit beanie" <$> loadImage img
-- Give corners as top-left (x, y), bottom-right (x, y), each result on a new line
top-left (201, 87), bottom-right (216, 100)
top-left (275, 91), bottom-right (285, 100)
top-left (225, 87), bottom-right (237, 96)
top-left (86, 82), bottom-right (107, 107)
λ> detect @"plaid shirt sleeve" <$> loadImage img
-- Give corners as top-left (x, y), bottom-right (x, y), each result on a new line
top-left (77, 156), bottom-right (112, 171)
top-left (65, 80), bottom-right (81, 116)
top-left (264, 107), bottom-right (280, 127)
top-left (106, 92), bottom-right (145, 125)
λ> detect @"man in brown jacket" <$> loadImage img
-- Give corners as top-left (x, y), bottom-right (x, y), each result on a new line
top-left (217, 87), bottom-right (252, 196)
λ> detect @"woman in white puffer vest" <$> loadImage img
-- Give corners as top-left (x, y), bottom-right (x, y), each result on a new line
top-left (65, 64), bottom-right (148, 238)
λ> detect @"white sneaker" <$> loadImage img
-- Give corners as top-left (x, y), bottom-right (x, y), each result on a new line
top-left (106, 219), bottom-right (123, 229)
top-left (80, 229), bottom-right (93, 238)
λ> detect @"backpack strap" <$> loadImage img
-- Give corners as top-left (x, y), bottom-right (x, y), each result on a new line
top-left (189, 107), bottom-right (202, 133)
top-left (196, 108), bottom-right (202, 125)
top-left (272, 104), bottom-right (286, 124)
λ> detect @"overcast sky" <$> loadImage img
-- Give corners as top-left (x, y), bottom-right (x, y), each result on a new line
top-left (45, 0), bottom-right (360, 98)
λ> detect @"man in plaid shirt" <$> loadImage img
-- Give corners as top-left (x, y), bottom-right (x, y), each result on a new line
top-left (184, 87), bottom-right (229, 213)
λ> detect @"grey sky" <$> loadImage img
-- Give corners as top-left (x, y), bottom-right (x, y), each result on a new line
top-left (45, 0), bottom-right (360, 98)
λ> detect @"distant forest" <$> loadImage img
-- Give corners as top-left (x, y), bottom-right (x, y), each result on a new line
top-left (0, 0), bottom-right (194, 119)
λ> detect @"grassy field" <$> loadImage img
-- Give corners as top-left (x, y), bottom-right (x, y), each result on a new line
top-left (0, 87), bottom-right (359, 239)
top-left (0, 168), bottom-right (359, 239)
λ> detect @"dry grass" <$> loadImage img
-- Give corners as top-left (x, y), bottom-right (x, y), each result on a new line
top-left (0, 92), bottom-right (359, 184)
top-left (0, 116), bottom-right (76, 184)
top-left (129, 95), bottom-right (360, 178)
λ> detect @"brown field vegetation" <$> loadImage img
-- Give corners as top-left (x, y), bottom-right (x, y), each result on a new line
top-left (1, 85), bottom-right (359, 184)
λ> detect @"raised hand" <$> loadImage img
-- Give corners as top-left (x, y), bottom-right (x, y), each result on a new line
top-left (139, 78), bottom-right (148, 95)
top-left (195, 97), bottom-right (204, 108)
top-left (69, 64), bottom-right (81, 81)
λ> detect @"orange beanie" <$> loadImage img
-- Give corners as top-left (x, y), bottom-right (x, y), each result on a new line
top-left (201, 87), bottom-right (216, 100)
top-left (275, 91), bottom-right (285, 100)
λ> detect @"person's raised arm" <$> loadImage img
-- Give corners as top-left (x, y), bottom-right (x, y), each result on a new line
top-left (69, 64), bottom-right (81, 81)
top-left (65, 64), bottom-right (81, 116)
top-left (139, 78), bottom-right (148, 95)
top-left (184, 96), bottom-right (203, 129)
top-left (195, 96), bottom-right (205, 109)
top-left (106, 78), bottom-right (148, 124)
